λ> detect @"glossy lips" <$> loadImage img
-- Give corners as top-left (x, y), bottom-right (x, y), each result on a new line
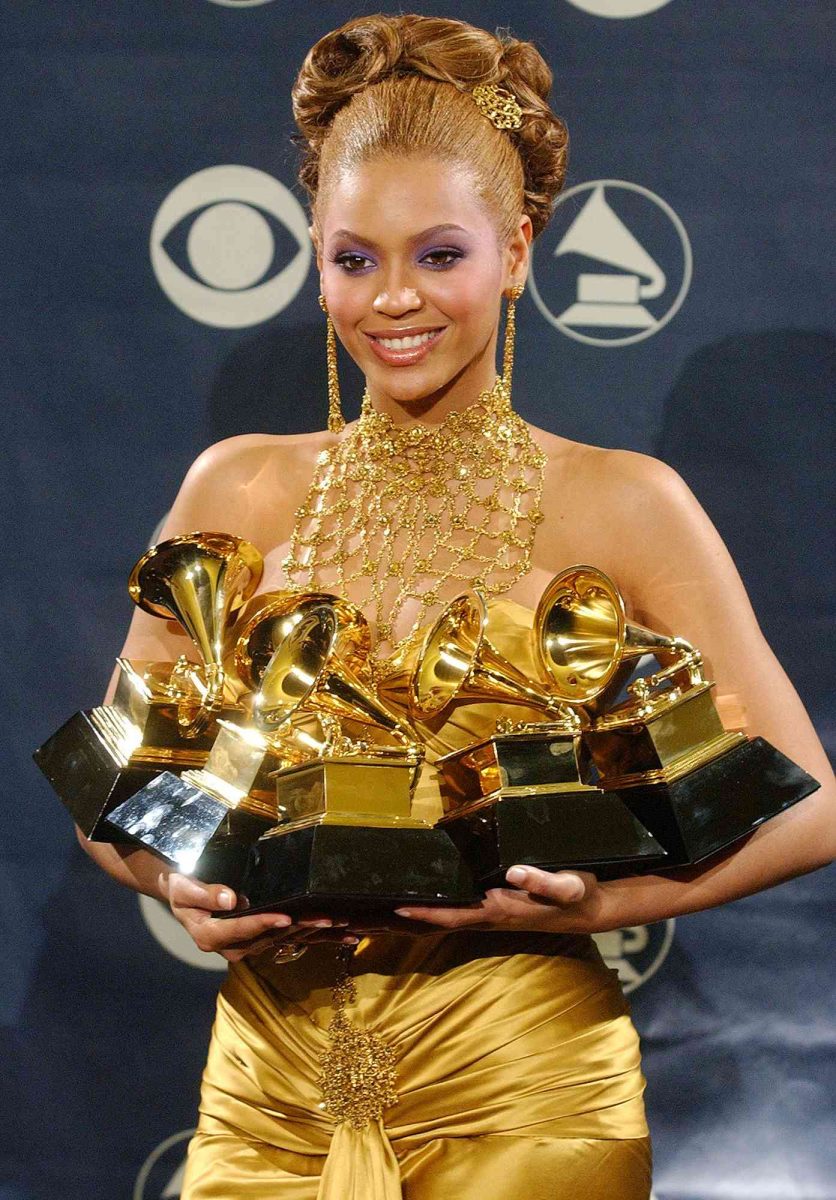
top-left (364, 326), bottom-right (445, 366)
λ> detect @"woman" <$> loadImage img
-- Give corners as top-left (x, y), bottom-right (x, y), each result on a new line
top-left (77, 14), bottom-right (835, 1200)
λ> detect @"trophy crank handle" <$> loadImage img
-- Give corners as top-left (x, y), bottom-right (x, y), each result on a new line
top-left (628, 640), bottom-right (705, 703)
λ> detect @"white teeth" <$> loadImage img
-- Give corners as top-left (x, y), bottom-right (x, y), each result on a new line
top-left (376, 330), bottom-right (439, 350)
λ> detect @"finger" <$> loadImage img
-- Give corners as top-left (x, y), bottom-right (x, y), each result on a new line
top-left (393, 905), bottom-right (487, 928)
top-left (222, 933), bottom-right (279, 960)
top-left (167, 872), bottom-right (239, 913)
top-left (189, 910), bottom-right (293, 953)
top-left (505, 866), bottom-right (592, 904)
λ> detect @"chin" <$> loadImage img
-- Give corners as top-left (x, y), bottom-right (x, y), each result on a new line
top-left (369, 368), bottom-right (450, 406)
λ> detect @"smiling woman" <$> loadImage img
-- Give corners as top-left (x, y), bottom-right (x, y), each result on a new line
top-left (73, 11), bottom-right (836, 1200)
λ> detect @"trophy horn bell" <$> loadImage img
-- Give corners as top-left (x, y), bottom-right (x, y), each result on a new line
top-left (249, 601), bottom-right (415, 745)
top-left (533, 564), bottom-right (679, 707)
top-left (233, 591), bottom-right (371, 694)
top-left (128, 532), bottom-right (264, 734)
top-left (411, 590), bottom-right (567, 722)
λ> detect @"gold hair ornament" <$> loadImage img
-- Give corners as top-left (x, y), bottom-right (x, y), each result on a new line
top-left (471, 84), bottom-right (523, 131)
top-left (319, 294), bottom-right (345, 434)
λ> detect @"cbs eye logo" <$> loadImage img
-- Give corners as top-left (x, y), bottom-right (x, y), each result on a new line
top-left (150, 165), bottom-right (311, 329)
top-left (564, 0), bottom-right (674, 16)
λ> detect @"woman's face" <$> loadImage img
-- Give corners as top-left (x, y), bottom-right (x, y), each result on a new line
top-left (316, 155), bottom-right (531, 415)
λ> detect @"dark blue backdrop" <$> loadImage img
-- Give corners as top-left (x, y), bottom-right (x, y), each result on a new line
top-left (2, 2), bottom-right (834, 1198)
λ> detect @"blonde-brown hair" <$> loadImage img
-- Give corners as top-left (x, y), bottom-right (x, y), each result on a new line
top-left (292, 13), bottom-right (570, 241)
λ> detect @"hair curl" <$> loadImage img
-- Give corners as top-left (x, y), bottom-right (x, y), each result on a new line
top-left (292, 13), bottom-right (569, 240)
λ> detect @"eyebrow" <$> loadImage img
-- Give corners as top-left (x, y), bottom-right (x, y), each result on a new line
top-left (329, 223), bottom-right (470, 250)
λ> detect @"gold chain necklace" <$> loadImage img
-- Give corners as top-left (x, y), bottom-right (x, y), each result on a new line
top-left (282, 376), bottom-right (546, 664)
top-left (316, 945), bottom-right (399, 1129)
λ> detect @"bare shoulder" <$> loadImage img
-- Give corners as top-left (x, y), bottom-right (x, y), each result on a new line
top-left (532, 423), bottom-right (686, 499)
top-left (185, 429), bottom-right (332, 485)
top-left (531, 423), bottom-right (696, 527)
top-left (161, 428), bottom-right (335, 554)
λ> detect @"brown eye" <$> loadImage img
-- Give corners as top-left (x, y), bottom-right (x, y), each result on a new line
top-left (333, 252), bottom-right (374, 273)
top-left (421, 248), bottom-right (464, 269)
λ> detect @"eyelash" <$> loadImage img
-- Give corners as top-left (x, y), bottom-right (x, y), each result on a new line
top-left (331, 248), bottom-right (464, 274)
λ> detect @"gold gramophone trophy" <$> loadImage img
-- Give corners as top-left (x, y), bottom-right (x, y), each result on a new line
top-left (222, 594), bottom-right (478, 916)
top-left (99, 589), bottom-right (324, 878)
top-left (34, 531), bottom-right (262, 841)
top-left (535, 565), bottom-right (820, 866)
top-left (397, 590), bottom-right (668, 888)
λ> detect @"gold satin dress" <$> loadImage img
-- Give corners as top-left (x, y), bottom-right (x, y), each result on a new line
top-left (182, 601), bottom-right (652, 1200)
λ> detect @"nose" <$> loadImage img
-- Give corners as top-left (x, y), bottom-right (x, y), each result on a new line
top-left (372, 276), bottom-right (423, 318)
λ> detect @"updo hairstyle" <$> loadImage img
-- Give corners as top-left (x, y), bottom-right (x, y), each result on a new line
top-left (292, 13), bottom-right (570, 242)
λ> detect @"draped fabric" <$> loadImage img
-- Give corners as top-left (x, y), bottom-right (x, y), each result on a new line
top-left (182, 932), bottom-right (651, 1199)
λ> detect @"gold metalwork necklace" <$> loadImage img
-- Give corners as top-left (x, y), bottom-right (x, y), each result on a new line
top-left (283, 376), bottom-right (546, 664)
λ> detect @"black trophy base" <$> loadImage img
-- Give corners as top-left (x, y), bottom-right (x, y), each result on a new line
top-left (34, 710), bottom-right (162, 843)
top-left (106, 770), bottom-right (273, 880)
top-left (614, 736), bottom-right (821, 868)
top-left (439, 787), bottom-right (669, 889)
top-left (217, 822), bottom-right (479, 919)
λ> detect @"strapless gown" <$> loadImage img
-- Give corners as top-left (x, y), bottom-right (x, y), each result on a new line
top-left (181, 600), bottom-right (652, 1200)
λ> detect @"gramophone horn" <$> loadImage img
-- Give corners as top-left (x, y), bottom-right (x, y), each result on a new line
top-left (411, 590), bottom-right (567, 722)
top-left (534, 564), bottom-right (678, 707)
top-left (128, 531), bottom-right (263, 733)
top-left (249, 601), bottom-right (416, 745)
top-left (234, 590), bottom-right (370, 693)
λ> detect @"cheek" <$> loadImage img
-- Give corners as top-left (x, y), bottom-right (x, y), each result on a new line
top-left (324, 271), bottom-right (371, 329)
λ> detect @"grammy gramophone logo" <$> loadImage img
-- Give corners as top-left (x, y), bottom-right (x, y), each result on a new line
top-left (529, 180), bottom-right (693, 347)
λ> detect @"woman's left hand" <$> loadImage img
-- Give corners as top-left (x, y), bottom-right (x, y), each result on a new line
top-left (391, 866), bottom-right (601, 933)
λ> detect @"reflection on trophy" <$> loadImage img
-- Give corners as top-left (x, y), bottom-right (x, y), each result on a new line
top-left (100, 589), bottom-right (328, 879)
top-left (406, 590), bottom-right (667, 887)
top-left (34, 532), bottom-right (262, 841)
top-left (536, 565), bottom-right (820, 866)
top-left (219, 596), bottom-right (477, 917)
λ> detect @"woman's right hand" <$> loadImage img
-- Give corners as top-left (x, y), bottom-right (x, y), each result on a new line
top-left (159, 872), bottom-right (357, 963)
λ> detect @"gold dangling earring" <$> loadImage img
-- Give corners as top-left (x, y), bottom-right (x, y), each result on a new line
top-left (502, 283), bottom-right (524, 395)
top-left (319, 294), bottom-right (345, 434)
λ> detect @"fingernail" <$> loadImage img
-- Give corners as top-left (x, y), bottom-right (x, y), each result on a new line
top-left (342, 936), bottom-right (359, 945)
top-left (566, 879), bottom-right (585, 901)
top-left (273, 915), bottom-right (292, 927)
top-left (306, 920), bottom-right (331, 929)
top-left (394, 909), bottom-right (412, 918)
top-left (506, 867), bottom-right (528, 885)
top-left (218, 890), bottom-right (234, 910)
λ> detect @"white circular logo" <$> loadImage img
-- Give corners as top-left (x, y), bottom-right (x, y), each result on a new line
top-left (134, 1129), bottom-right (194, 1200)
top-left (593, 919), bottom-right (675, 993)
top-left (529, 179), bottom-right (692, 347)
top-left (564, 0), bottom-right (675, 16)
top-left (139, 894), bottom-right (227, 972)
top-left (150, 165), bottom-right (310, 328)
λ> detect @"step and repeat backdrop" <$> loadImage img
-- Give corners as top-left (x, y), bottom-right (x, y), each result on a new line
top-left (2, 2), bottom-right (834, 1198)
